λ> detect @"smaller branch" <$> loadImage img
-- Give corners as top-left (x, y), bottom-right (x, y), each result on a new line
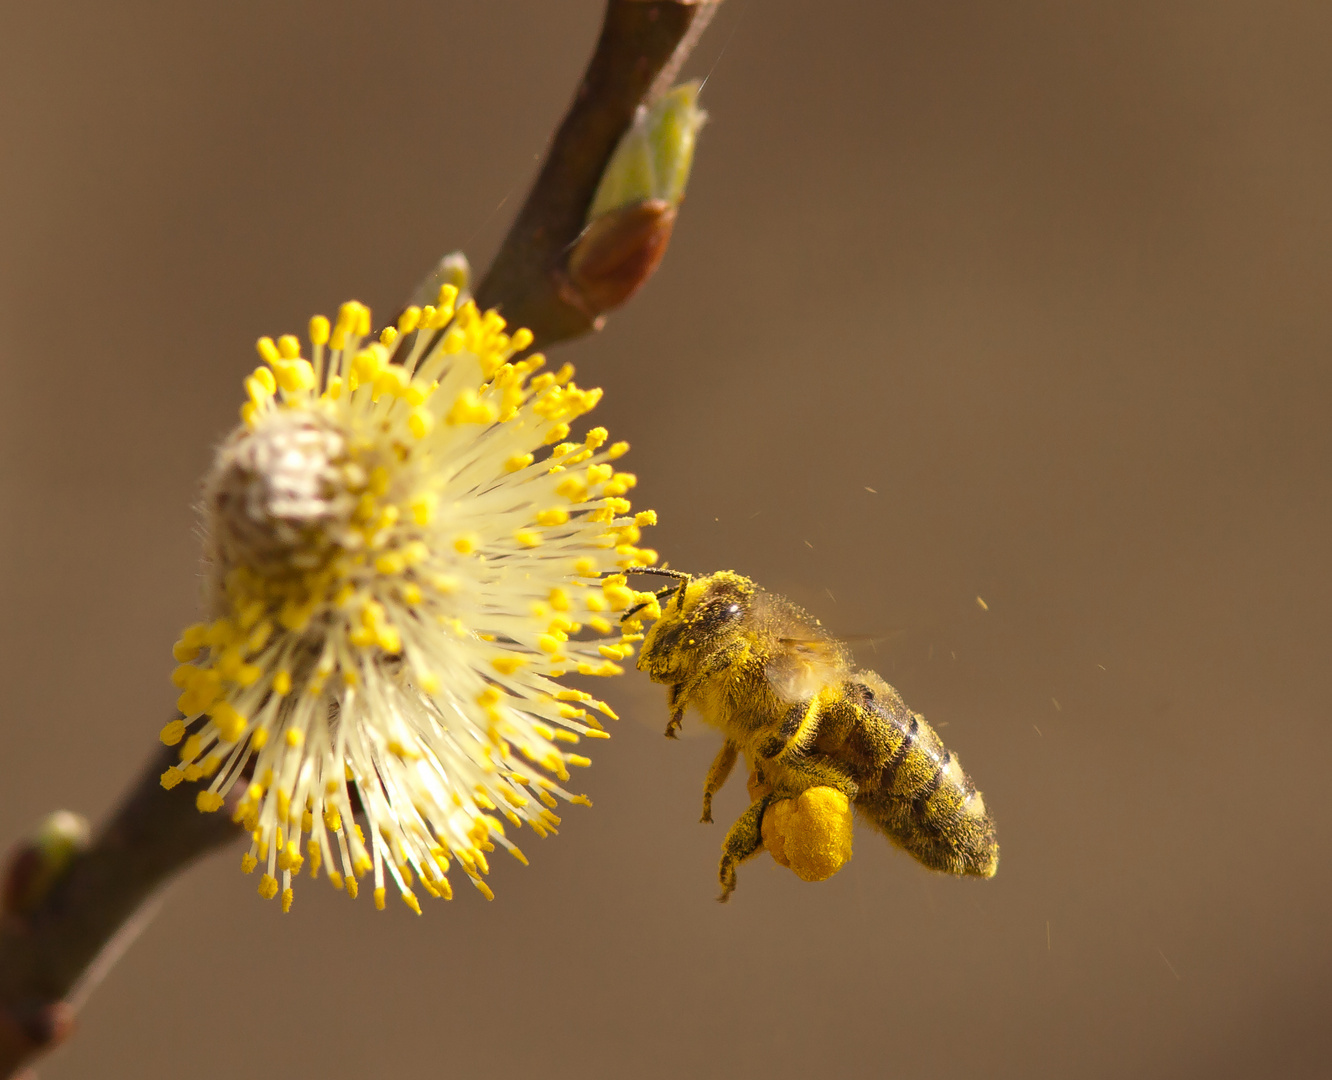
top-left (0, 747), bottom-right (242, 1078)
top-left (474, 0), bottom-right (722, 348)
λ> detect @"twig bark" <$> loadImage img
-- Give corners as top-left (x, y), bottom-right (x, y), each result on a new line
top-left (0, 3), bottom-right (720, 1076)
top-left (0, 746), bottom-right (240, 1074)
top-left (475, 0), bottom-right (721, 347)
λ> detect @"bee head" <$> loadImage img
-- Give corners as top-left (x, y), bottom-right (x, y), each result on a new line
top-left (635, 570), bottom-right (756, 683)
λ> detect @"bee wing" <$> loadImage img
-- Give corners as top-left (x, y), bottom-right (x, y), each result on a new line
top-left (776, 635), bottom-right (845, 659)
top-left (768, 636), bottom-right (848, 703)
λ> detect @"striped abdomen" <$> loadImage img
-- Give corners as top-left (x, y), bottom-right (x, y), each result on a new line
top-left (849, 676), bottom-right (998, 877)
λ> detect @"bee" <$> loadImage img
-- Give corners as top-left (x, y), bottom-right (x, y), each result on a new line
top-left (632, 569), bottom-right (998, 900)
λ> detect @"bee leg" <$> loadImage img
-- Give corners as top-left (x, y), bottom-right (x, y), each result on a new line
top-left (718, 795), bottom-right (772, 903)
top-left (701, 741), bottom-right (739, 823)
top-left (773, 749), bottom-right (860, 799)
top-left (665, 707), bottom-right (684, 739)
top-left (756, 698), bottom-right (860, 799)
top-left (664, 685), bottom-right (685, 738)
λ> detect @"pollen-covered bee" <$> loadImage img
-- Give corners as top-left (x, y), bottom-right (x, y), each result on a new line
top-left (632, 570), bottom-right (998, 900)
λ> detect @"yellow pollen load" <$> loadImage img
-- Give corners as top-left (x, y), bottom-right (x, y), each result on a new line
top-left (165, 289), bottom-right (661, 912)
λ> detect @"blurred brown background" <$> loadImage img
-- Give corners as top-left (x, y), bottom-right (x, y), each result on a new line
top-left (2, 2), bottom-right (1330, 1077)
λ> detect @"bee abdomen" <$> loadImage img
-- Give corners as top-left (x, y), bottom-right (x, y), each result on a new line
top-left (858, 704), bottom-right (998, 878)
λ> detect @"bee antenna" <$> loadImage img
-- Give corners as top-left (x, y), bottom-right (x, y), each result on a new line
top-left (620, 584), bottom-right (680, 623)
top-left (626, 567), bottom-right (691, 581)
top-left (620, 585), bottom-right (677, 623)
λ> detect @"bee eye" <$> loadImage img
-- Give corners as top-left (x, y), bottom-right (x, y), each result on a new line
top-left (725, 603), bottom-right (741, 616)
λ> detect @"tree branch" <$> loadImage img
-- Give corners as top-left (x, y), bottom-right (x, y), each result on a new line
top-left (474, 0), bottom-right (722, 347)
top-left (0, 3), bottom-right (721, 1076)
top-left (0, 746), bottom-right (241, 1075)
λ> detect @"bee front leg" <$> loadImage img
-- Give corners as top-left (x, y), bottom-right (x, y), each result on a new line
top-left (665, 683), bottom-right (685, 739)
top-left (701, 741), bottom-right (739, 823)
top-left (718, 794), bottom-right (772, 902)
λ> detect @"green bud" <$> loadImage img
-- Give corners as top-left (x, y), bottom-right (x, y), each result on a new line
top-left (34, 810), bottom-right (91, 869)
top-left (408, 250), bottom-right (471, 311)
top-left (588, 81), bottom-right (707, 222)
top-left (3, 810), bottom-right (91, 917)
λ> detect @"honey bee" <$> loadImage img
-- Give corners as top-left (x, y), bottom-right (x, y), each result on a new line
top-left (632, 570), bottom-right (998, 900)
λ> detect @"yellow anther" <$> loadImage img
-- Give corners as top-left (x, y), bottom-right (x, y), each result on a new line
top-left (249, 366), bottom-right (277, 395)
top-left (505, 452), bottom-right (534, 473)
top-left (272, 669), bottom-right (292, 695)
top-left (159, 719), bottom-right (186, 746)
top-left (309, 315), bottom-right (330, 346)
top-left (635, 510), bottom-right (658, 527)
top-left (277, 841), bottom-right (304, 873)
top-left (408, 407), bottom-right (434, 439)
top-left (250, 728), bottom-right (269, 750)
top-left (277, 334), bottom-right (301, 359)
top-left (556, 475), bottom-right (589, 501)
top-left (543, 423), bottom-right (571, 445)
top-left (409, 492), bottom-right (437, 525)
top-left (285, 728), bottom-right (304, 748)
top-left (374, 887), bottom-right (387, 911)
top-left (375, 552), bottom-right (406, 576)
top-left (160, 767), bottom-right (184, 790)
top-left (447, 389), bottom-right (499, 426)
top-left (281, 888), bottom-right (294, 913)
top-left (241, 852), bottom-right (258, 874)
top-left (256, 336), bottom-right (281, 364)
top-left (602, 584), bottom-right (635, 611)
top-left (196, 790), bottom-right (224, 812)
top-left (211, 701), bottom-right (247, 743)
top-left (397, 306), bottom-right (422, 334)
top-left (258, 874), bottom-right (280, 900)
top-left (454, 533), bottom-right (479, 555)
top-left (372, 364), bottom-right (409, 401)
top-left (536, 508), bottom-right (570, 527)
top-left (492, 656), bottom-right (527, 676)
top-left (351, 347), bottom-right (385, 387)
top-left (514, 529), bottom-right (542, 548)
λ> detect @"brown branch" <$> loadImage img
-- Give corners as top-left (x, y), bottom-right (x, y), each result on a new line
top-left (0, 3), bottom-right (721, 1077)
top-left (474, 0), bottom-right (722, 348)
top-left (0, 746), bottom-right (241, 1076)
